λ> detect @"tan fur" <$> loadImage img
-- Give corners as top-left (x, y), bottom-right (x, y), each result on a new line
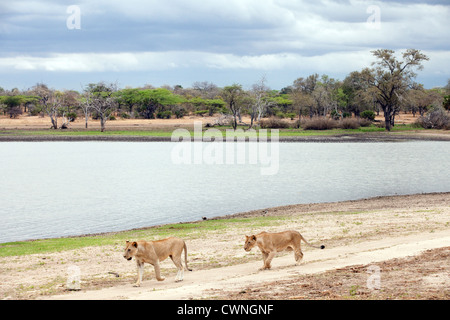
top-left (244, 230), bottom-right (325, 270)
top-left (123, 237), bottom-right (192, 287)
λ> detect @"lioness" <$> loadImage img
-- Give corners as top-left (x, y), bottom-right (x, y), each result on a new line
top-left (123, 237), bottom-right (192, 287)
top-left (244, 230), bottom-right (325, 270)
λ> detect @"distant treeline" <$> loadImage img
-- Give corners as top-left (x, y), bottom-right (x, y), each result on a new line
top-left (1, 49), bottom-right (450, 131)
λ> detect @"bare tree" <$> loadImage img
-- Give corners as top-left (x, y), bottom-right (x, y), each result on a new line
top-left (86, 82), bottom-right (118, 132)
top-left (249, 76), bottom-right (273, 128)
top-left (80, 87), bottom-right (93, 129)
top-left (32, 83), bottom-right (62, 129)
top-left (192, 81), bottom-right (219, 99)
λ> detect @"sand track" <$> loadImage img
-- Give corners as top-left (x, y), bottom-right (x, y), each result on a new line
top-left (45, 229), bottom-right (450, 300)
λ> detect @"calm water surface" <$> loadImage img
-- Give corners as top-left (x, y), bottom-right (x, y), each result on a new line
top-left (0, 141), bottom-right (449, 243)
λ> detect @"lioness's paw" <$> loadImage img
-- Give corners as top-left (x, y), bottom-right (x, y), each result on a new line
top-left (133, 283), bottom-right (141, 287)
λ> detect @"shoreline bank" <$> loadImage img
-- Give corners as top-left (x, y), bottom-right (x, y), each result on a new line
top-left (1, 132), bottom-right (450, 142)
top-left (3, 192), bottom-right (448, 245)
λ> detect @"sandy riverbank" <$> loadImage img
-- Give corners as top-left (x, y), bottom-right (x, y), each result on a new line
top-left (1, 192), bottom-right (448, 300)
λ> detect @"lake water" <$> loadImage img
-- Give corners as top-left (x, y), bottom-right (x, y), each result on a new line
top-left (0, 141), bottom-right (449, 243)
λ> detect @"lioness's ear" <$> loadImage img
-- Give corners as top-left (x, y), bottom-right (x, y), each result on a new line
top-left (252, 235), bottom-right (257, 241)
top-left (132, 242), bottom-right (138, 248)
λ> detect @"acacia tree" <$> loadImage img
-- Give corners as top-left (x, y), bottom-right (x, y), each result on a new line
top-left (136, 88), bottom-right (183, 119)
top-left (222, 84), bottom-right (244, 130)
top-left (4, 95), bottom-right (23, 118)
top-left (363, 49), bottom-right (429, 131)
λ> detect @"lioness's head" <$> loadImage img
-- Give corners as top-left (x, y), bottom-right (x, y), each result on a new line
top-left (123, 241), bottom-right (138, 261)
top-left (244, 235), bottom-right (257, 251)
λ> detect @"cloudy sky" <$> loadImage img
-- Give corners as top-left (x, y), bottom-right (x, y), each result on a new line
top-left (1, 0), bottom-right (449, 91)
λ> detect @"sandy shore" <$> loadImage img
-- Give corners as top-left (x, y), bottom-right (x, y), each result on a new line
top-left (1, 192), bottom-right (449, 300)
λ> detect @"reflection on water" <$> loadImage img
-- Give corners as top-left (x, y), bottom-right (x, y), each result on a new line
top-left (0, 141), bottom-right (448, 243)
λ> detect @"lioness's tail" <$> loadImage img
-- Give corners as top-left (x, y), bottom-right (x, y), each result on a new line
top-left (184, 242), bottom-right (193, 272)
top-left (300, 235), bottom-right (325, 250)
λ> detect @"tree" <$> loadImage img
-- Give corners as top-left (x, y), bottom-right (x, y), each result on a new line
top-left (87, 82), bottom-right (118, 132)
top-left (32, 83), bottom-right (62, 129)
top-left (79, 89), bottom-right (92, 129)
top-left (4, 95), bottom-right (23, 118)
top-left (249, 76), bottom-right (272, 128)
top-left (136, 88), bottom-right (184, 119)
top-left (444, 79), bottom-right (450, 112)
top-left (363, 49), bottom-right (429, 131)
top-left (115, 88), bottom-right (140, 117)
top-left (292, 74), bottom-right (319, 118)
top-left (221, 84), bottom-right (244, 130)
top-left (192, 81), bottom-right (219, 99)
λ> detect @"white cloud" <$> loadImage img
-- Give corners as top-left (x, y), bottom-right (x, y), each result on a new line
top-left (1, 0), bottom-right (448, 89)
top-left (0, 49), bottom-right (398, 74)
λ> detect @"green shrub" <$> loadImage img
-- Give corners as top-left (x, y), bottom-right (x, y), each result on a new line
top-left (275, 111), bottom-right (286, 118)
top-left (286, 112), bottom-right (296, 120)
top-left (174, 108), bottom-right (186, 119)
top-left (120, 112), bottom-right (130, 119)
top-left (67, 112), bottom-right (77, 122)
top-left (360, 110), bottom-right (376, 121)
top-left (194, 110), bottom-right (208, 117)
top-left (156, 110), bottom-right (172, 119)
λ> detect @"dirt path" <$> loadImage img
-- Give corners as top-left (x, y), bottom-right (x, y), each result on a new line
top-left (45, 229), bottom-right (450, 300)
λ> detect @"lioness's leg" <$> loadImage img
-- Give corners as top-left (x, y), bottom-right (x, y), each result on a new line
top-left (262, 252), bottom-right (275, 270)
top-left (134, 261), bottom-right (144, 287)
top-left (170, 255), bottom-right (184, 282)
top-left (153, 260), bottom-right (165, 281)
top-left (294, 250), bottom-right (304, 263)
top-left (260, 251), bottom-right (269, 270)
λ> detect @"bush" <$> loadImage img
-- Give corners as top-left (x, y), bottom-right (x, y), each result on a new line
top-left (156, 110), bottom-right (172, 119)
top-left (259, 117), bottom-right (290, 129)
top-left (358, 118), bottom-right (372, 127)
top-left (194, 110), bottom-right (208, 117)
top-left (120, 112), bottom-right (130, 119)
top-left (339, 118), bottom-right (360, 129)
top-left (174, 108), bottom-right (186, 119)
top-left (300, 117), bottom-right (337, 130)
top-left (275, 111), bottom-right (286, 118)
top-left (416, 107), bottom-right (450, 129)
top-left (67, 112), bottom-right (77, 122)
top-left (286, 112), bottom-right (297, 120)
top-left (342, 112), bottom-right (351, 118)
top-left (360, 110), bottom-right (376, 121)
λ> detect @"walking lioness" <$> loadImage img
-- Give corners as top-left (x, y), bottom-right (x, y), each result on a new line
top-left (123, 237), bottom-right (192, 287)
top-left (244, 230), bottom-right (325, 270)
